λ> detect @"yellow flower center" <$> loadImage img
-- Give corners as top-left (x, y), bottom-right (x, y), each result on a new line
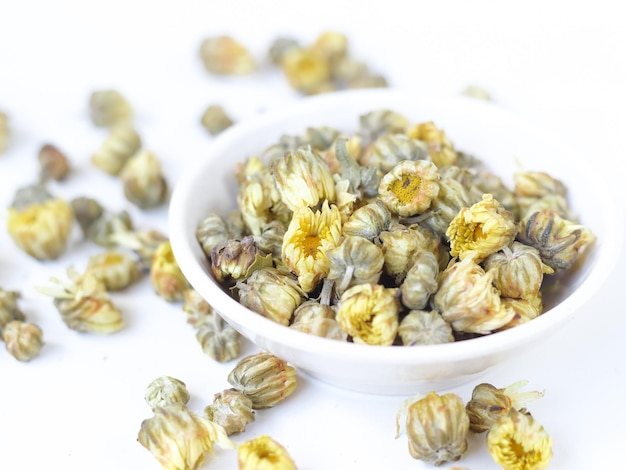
top-left (389, 175), bottom-right (422, 205)
top-left (300, 234), bottom-right (322, 257)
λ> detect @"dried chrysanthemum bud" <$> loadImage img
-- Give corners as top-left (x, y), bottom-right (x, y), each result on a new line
top-left (346, 72), bottom-right (388, 90)
top-left (204, 388), bottom-right (255, 435)
top-left (290, 299), bottom-right (345, 340)
top-left (446, 193), bottom-right (517, 263)
top-left (71, 196), bottom-right (105, 235)
top-left (200, 104), bottom-right (234, 136)
top-left (211, 236), bottom-right (272, 286)
top-left (85, 250), bottom-right (142, 291)
top-left (400, 251), bottom-right (440, 310)
top-left (273, 146), bottom-right (336, 212)
top-left (312, 31), bottom-right (348, 62)
top-left (112, 229), bottom-right (168, 266)
top-left (195, 311), bottom-right (242, 362)
top-left (282, 201), bottom-right (342, 293)
top-left (237, 161), bottom-right (285, 236)
top-left (342, 199), bottom-right (392, 240)
top-left (466, 380), bottom-right (544, 434)
top-left (196, 211), bottom-right (235, 258)
top-left (89, 89), bottom-right (133, 127)
top-left (513, 170), bottom-right (566, 199)
top-left (360, 134), bottom-right (429, 174)
top-left (7, 184), bottom-right (74, 260)
top-left (400, 391), bottom-right (469, 466)
top-left (37, 267), bottom-right (123, 334)
top-left (145, 376), bottom-right (191, 411)
top-left (472, 169), bottom-right (519, 217)
top-left (0, 110), bottom-right (9, 154)
top-left (434, 253), bottom-right (515, 334)
top-left (487, 408), bottom-right (552, 470)
top-left (336, 283), bottom-right (399, 345)
top-left (137, 403), bottom-right (234, 470)
top-left (0, 288), bottom-right (25, 332)
top-left (483, 242), bottom-right (553, 300)
top-left (398, 310), bottom-right (454, 345)
top-left (1, 320), bottom-right (44, 362)
top-left (38, 143), bottom-right (70, 181)
top-left (182, 288), bottom-right (213, 327)
top-left (407, 121), bottom-right (458, 168)
top-left (358, 109), bottom-right (410, 146)
top-left (461, 84), bottom-right (492, 100)
top-left (91, 125), bottom-right (142, 176)
top-left (497, 296), bottom-right (543, 330)
top-left (268, 36), bottom-right (301, 65)
top-left (281, 47), bottom-right (331, 95)
top-left (518, 193), bottom-right (572, 221)
top-left (227, 352), bottom-right (297, 409)
top-left (150, 241), bottom-right (190, 302)
top-left (517, 209), bottom-right (595, 271)
top-left (378, 223), bottom-right (424, 285)
top-left (254, 220), bottom-right (287, 259)
top-left (236, 267), bottom-right (306, 326)
top-left (238, 435), bottom-right (297, 470)
top-left (378, 159), bottom-right (440, 217)
top-left (199, 35), bottom-right (256, 75)
top-left (326, 235), bottom-right (384, 293)
top-left (120, 149), bottom-right (168, 209)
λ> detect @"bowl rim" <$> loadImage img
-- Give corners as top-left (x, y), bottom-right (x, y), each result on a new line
top-left (170, 88), bottom-right (623, 366)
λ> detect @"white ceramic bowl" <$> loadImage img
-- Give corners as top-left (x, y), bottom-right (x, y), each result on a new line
top-left (170, 89), bottom-right (621, 395)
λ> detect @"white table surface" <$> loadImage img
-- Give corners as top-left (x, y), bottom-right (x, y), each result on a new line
top-left (1, 1), bottom-right (625, 469)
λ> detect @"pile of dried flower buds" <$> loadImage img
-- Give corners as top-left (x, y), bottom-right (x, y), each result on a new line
top-left (138, 351), bottom-right (297, 469)
top-left (197, 108), bottom-right (595, 346)
top-left (396, 380), bottom-right (552, 469)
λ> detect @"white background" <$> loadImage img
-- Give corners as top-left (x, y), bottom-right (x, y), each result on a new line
top-left (1, 1), bottom-right (625, 469)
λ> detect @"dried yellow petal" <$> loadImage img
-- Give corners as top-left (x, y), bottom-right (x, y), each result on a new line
top-left (137, 403), bottom-right (234, 470)
top-left (487, 408), bottom-right (552, 470)
top-left (238, 435), bottom-right (297, 470)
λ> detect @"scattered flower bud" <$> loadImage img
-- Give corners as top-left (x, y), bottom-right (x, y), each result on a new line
top-left (358, 109), bottom-right (410, 146)
top-left (137, 403), bottom-right (234, 470)
top-left (483, 242), bottom-right (553, 300)
top-left (466, 380), bottom-right (544, 434)
top-left (7, 183), bottom-right (74, 260)
top-left (37, 267), bottom-right (124, 334)
top-left (326, 235), bottom-right (384, 293)
top-left (400, 251), bottom-right (440, 310)
top-left (120, 149), bottom-right (168, 209)
top-left (0, 288), bottom-right (25, 332)
top-left (268, 36), bottom-right (301, 65)
top-left (204, 388), bottom-right (255, 435)
top-left (200, 104), bottom-right (234, 136)
top-left (0, 110), bottom-right (9, 154)
top-left (342, 199), bottom-right (391, 240)
top-left (336, 283), bottom-right (400, 345)
top-left (85, 250), bottom-right (142, 291)
top-left (199, 35), bottom-right (256, 75)
top-left (211, 236), bottom-right (272, 286)
top-left (71, 196), bottom-right (105, 235)
top-left (282, 201), bottom-right (342, 293)
top-left (487, 408), bottom-right (552, 470)
top-left (407, 121), bottom-right (458, 168)
top-left (462, 84), bottom-right (492, 100)
top-left (236, 267), bottom-right (306, 326)
top-left (182, 288), bottom-right (213, 328)
top-left (237, 161), bottom-right (285, 236)
top-left (1, 320), bottom-right (44, 362)
top-left (434, 253), bottom-right (515, 334)
top-left (150, 241), bottom-right (190, 302)
top-left (238, 435), bottom-right (297, 470)
top-left (517, 209), bottom-right (595, 271)
top-left (91, 125), bottom-right (142, 176)
top-left (89, 89), bottom-right (132, 127)
top-left (398, 310), bottom-right (454, 345)
top-left (38, 143), bottom-right (70, 181)
top-left (446, 193), bottom-right (517, 263)
top-left (145, 376), bottom-right (191, 411)
top-left (398, 391), bottom-right (469, 466)
top-left (195, 311), bottom-right (242, 362)
top-left (378, 159), bottom-right (440, 217)
top-left (111, 229), bottom-right (168, 266)
top-left (227, 352), bottom-right (297, 409)
top-left (281, 47), bottom-right (330, 95)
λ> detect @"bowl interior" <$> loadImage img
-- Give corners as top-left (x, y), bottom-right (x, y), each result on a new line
top-left (170, 89), bottom-right (621, 393)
